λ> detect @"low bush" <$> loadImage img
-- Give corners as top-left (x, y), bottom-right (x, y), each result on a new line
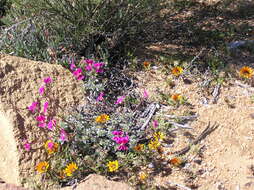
top-left (1, 0), bottom-right (162, 63)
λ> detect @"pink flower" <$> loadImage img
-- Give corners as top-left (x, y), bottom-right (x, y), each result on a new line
top-left (36, 115), bottom-right (47, 128)
top-left (85, 59), bottom-right (94, 65)
top-left (112, 130), bottom-right (123, 136)
top-left (47, 119), bottom-right (56, 130)
top-left (28, 102), bottom-right (38, 113)
top-left (112, 136), bottom-right (120, 143)
top-left (44, 77), bottom-right (52, 84)
top-left (121, 136), bottom-right (129, 144)
top-left (115, 96), bottom-right (125, 105)
top-left (93, 62), bottom-right (104, 73)
top-left (153, 120), bottom-right (158, 128)
top-left (118, 145), bottom-right (128, 151)
top-left (47, 141), bottom-right (54, 149)
top-left (77, 74), bottom-right (85, 80)
top-left (39, 86), bottom-right (45, 95)
top-left (60, 129), bottom-right (68, 142)
top-left (96, 92), bottom-right (104, 101)
top-left (73, 68), bottom-right (82, 76)
top-left (85, 64), bottom-right (93, 71)
top-left (24, 142), bottom-right (31, 151)
top-left (43, 102), bottom-right (49, 114)
top-left (143, 89), bottom-right (149, 99)
top-left (73, 68), bottom-right (84, 80)
top-left (36, 115), bottom-right (46, 122)
top-left (70, 63), bottom-right (76, 71)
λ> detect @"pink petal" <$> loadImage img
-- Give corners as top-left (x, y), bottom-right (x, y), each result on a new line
top-left (143, 89), bottom-right (149, 99)
top-left (96, 92), bottom-right (104, 101)
top-left (153, 120), bottom-right (158, 128)
top-left (43, 102), bottom-right (49, 114)
top-left (24, 143), bottom-right (31, 151)
top-left (28, 102), bottom-right (38, 113)
top-left (39, 86), bottom-right (45, 96)
top-left (44, 77), bottom-right (52, 84)
top-left (115, 96), bottom-right (125, 105)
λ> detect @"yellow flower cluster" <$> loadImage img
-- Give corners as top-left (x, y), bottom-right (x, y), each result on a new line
top-left (95, 114), bottom-right (110, 123)
top-left (63, 162), bottom-right (78, 176)
top-left (107, 160), bottom-right (119, 172)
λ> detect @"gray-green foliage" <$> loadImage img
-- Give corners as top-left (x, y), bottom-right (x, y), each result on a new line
top-left (1, 0), bottom-right (162, 62)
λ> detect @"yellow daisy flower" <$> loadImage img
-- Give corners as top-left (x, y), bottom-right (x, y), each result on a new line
top-left (239, 66), bottom-right (253, 79)
top-left (139, 171), bottom-right (148, 181)
top-left (153, 132), bottom-right (165, 141)
top-left (63, 162), bottom-right (78, 177)
top-left (36, 161), bottom-right (49, 174)
top-left (148, 139), bottom-right (160, 150)
top-left (107, 160), bottom-right (119, 172)
top-left (171, 66), bottom-right (183, 76)
top-left (95, 114), bottom-right (110, 123)
top-left (44, 140), bottom-right (59, 155)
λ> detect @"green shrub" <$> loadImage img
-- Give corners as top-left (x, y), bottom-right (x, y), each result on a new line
top-left (1, 0), bottom-right (162, 62)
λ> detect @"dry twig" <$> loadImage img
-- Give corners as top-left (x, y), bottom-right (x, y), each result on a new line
top-left (173, 122), bottom-right (219, 156)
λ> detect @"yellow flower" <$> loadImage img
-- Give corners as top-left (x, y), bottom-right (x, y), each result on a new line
top-left (64, 162), bottom-right (78, 177)
top-left (171, 66), bottom-right (183, 76)
top-left (139, 171), bottom-right (148, 181)
top-left (107, 160), bottom-right (119, 172)
top-left (95, 114), bottom-right (110, 123)
top-left (143, 61), bottom-right (150, 68)
top-left (36, 161), bottom-right (49, 174)
top-left (148, 139), bottom-right (160, 150)
top-left (239, 66), bottom-right (253, 79)
top-left (169, 157), bottom-right (182, 167)
top-left (134, 144), bottom-right (144, 152)
top-left (153, 132), bottom-right (165, 141)
top-left (44, 140), bottom-right (59, 155)
top-left (171, 94), bottom-right (182, 101)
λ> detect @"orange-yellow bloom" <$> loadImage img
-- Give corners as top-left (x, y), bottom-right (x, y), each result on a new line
top-left (134, 144), bottom-right (144, 151)
top-left (143, 61), bottom-right (150, 68)
top-left (139, 171), bottom-right (148, 181)
top-left (95, 114), bottom-right (110, 123)
top-left (36, 161), bottom-right (49, 174)
top-left (239, 66), bottom-right (253, 79)
top-left (169, 157), bottom-right (182, 166)
top-left (64, 162), bottom-right (78, 176)
top-left (171, 66), bottom-right (183, 76)
top-left (171, 94), bottom-right (182, 101)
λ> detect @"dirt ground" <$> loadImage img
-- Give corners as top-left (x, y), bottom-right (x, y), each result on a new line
top-left (134, 66), bottom-right (254, 190)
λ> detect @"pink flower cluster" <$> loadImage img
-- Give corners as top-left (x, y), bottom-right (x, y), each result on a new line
top-left (26, 76), bottom-right (68, 150)
top-left (83, 59), bottom-right (104, 73)
top-left (70, 59), bottom-right (85, 80)
top-left (112, 131), bottom-right (129, 151)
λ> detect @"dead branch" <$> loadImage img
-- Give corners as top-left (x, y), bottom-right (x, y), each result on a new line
top-left (172, 122), bottom-right (219, 156)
